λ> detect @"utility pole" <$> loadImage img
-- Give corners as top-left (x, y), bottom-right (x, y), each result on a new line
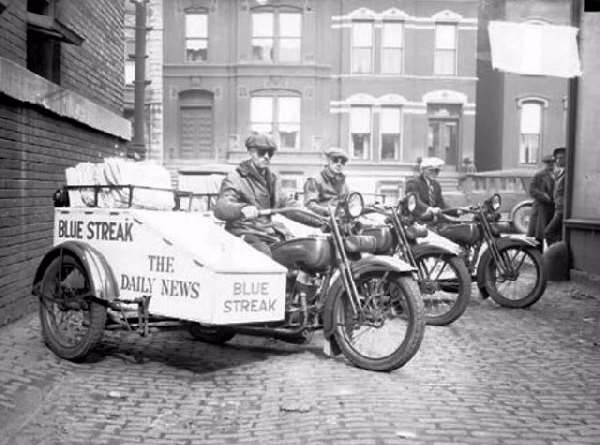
top-left (130, 0), bottom-right (150, 160)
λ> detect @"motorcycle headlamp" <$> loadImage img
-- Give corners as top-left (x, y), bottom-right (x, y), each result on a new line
top-left (406, 193), bottom-right (417, 213)
top-left (490, 193), bottom-right (502, 211)
top-left (345, 192), bottom-right (364, 218)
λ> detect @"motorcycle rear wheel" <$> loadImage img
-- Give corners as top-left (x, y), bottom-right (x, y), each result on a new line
top-left (188, 324), bottom-right (236, 344)
top-left (332, 272), bottom-right (425, 372)
top-left (482, 245), bottom-right (546, 308)
top-left (415, 254), bottom-right (471, 326)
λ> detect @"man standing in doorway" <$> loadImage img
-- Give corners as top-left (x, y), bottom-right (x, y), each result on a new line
top-left (544, 147), bottom-right (567, 245)
top-left (527, 154), bottom-right (556, 250)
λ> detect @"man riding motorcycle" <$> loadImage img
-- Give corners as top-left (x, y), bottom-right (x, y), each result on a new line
top-left (214, 132), bottom-right (312, 256)
top-left (405, 157), bottom-right (448, 219)
top-left (303, 147), bottom-right (350, 216)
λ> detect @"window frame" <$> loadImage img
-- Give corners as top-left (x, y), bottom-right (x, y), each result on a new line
top-left (250, 91), bottom-right (302, 150)
top-left (518, 100), bottom-right (545, 165)
top-left (434, 22), bottom-right (457, 76)
top-left (351, 20), bottom-right (374, 74)
top-left (184, 8), bottom-right (209, 63)
top-left (380, 21), bottom-right (404, 75)
top-left (349, 105), bottom-right (373, 160)
top-left (379, 106), bottom-right (404, 161)
top-left (251, 6), bottom-right (302, 64)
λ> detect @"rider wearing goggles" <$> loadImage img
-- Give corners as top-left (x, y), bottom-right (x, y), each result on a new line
top-left (214, 132), bottom-right (302, 256)
top-left (303, 147), bottom-right (350, 216)
top-left (405, 156), bottom-right (448, 218)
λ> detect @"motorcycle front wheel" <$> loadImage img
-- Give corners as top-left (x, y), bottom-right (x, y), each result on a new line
top-left (482, 245), bottom-right (546, 308)
top-left (415, 254), bottom-right (472, 326)
top-left (332, 272), bottom-right (425, 372)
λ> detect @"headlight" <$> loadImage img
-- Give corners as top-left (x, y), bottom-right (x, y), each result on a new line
top-left (491, 193), bottom-right (502, 211)
top-left (345, 192), bottom-right (364, 218)
top-left (406, 193), bottom-right (417, 213)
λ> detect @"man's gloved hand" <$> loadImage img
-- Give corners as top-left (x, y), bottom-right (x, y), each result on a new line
top-left (428, 206), bottom-right (442, 216)
top-left (241, 205), bottom-right (259, 219)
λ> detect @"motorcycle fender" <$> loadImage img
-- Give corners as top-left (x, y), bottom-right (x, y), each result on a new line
top-left (32, 241), bottom-right (119, 302)
top-left (411, 241), bottom-right (460, 259)
top-left (509, 199), bottom-right (533, 220)
top-left (322, 256), bottom-right (416, 341)
top-left (476, 236), bottom-right (539, 290)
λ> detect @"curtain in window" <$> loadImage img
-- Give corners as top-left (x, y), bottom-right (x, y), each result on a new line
top-left (351, 107), bottom-right (371, 159)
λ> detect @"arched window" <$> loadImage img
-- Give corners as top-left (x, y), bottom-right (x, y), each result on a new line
top-left (250, 90), bottom-right (301, 150)
top-left (434, 23), bottom-right (457, 75)
top-left (518, 99), bottom-right (546, 164)
top-left (381, 21), bottom-right (404, 74)
top-left (351, 21), bottom-right (374, 73)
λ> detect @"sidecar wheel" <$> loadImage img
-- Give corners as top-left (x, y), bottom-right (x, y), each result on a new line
top-left (332, 273), bottom-right (425, 372)
top-left (188, 324), bottom-right (236, 344)
top-left (38, 254), bottom-right (106, 361)
top-left (511, 203), bottom-right (532, 235)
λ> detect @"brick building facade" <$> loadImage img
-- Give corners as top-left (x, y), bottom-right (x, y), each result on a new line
top-left (140, 0), bottom-right (478, 197)
top-left (475, 0), bottom-right (570, 172)
top-left (0, 0), bottom-right (130, 325)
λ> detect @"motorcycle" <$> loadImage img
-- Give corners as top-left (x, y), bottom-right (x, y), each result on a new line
top-left (428, 194), bottom-right (547, 308)
top-left (191, 193), bottom-right (426, 371)
top-left (509, 199), bottom-right (533, 235)
top-left (359, 195), bottom-right (472, 326)
top-left (35, 185), bottom-right (425, 372)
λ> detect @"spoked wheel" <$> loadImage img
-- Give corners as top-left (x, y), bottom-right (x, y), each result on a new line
top-left (512, 203), bottom-right (532, 235)
top-left (483, 245), bottom-right (546, 308)
top-left (332, 272), bottom-right (425, 372)
top-left (188, 324), bottom-right (236, 344)
top-left (415, 254), bottom-right (471, 326)
top-left (38, 254), bottom-right (106, 361)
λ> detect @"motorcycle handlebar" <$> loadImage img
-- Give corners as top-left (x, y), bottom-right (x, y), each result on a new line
top-left (257, 207), bottom-right (329, 225)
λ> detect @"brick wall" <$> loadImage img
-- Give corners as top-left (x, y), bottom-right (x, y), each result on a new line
top-left (0, 0), bottom-right (124, 113)
top-left (0, 0), bottom-right (129, 325)
top-left (0, 95), bottom-right (124, 326)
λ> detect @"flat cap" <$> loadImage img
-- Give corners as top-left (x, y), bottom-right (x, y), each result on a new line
top-left (420, 157), bottom-right (445, 169)
top-left (541, 154), bottom-right (555, 163)
top-left (324, 147), bottom-right (349, 161)
top-left (245, 133), bottom-right (278, 151)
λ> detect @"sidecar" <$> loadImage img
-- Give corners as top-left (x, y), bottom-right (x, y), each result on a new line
top-left (32, 160), bottom-right (287, 361)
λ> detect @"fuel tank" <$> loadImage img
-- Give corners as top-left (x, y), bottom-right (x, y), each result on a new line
top-left (360, 226), bottom-right (397, 254)
top-left (437, 223), bottom-right (481, 245)
top-left (271, 235), bottom-right (333, 272)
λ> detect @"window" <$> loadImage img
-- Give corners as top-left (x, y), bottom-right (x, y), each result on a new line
top-left (519, 102), bottom-right (543, 164)
top-left (185, 12), bottom-right (208, 62)
top-left (124, 40), bottom-right (135, 85)
top-left (179, 90), bottom-right (214, 159)
top-left (434, 23), bottom-right (457, 75)
top-left (250, 94), bottom-right (301, 149)
top-left (351, 22), bottom-right (373, 73)
top-left (380, 107), bottom-right (402, 160)
top-left (26, 0), bottom-right (83, 84)
top-left (381, 22), bottom-right (403, 74)
top-left (252, 9), bottom-right (301, 63)
top-left (350, 106), bottom-right (372, 159)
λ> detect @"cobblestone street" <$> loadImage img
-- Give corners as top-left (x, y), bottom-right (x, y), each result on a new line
top-left (1, 281), bottom-right (599, 445)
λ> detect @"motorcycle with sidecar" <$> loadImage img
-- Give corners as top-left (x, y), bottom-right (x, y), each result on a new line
top-left (33, 184), bottom-right (425, 372)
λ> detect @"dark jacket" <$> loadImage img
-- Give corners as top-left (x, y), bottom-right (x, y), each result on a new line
top-left (214, 160), bottom-right (286, 238)
top-left (527, 168), bottom-right (555, 240)
top-left (303, 168), bottom-right (349, 216)
top-left (553, 169), bottom-right (565, 213)
top-left (405, 175), bottom-right (446, 216)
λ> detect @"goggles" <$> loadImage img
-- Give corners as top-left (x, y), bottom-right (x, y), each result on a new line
top-left (331, 157), bottom-right (347, 165)
top-left (256, 148), bottom-right (274, 159)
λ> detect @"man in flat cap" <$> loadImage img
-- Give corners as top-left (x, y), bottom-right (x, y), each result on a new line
top-left (214, 132), bottom-right (304, 256)
top-left (527, 154), bottom-right (556, 250)
top-left (544, 147), bottom-right (567, 245)
top-left (405, 156), bottom-right (447, 218)
top-left (303, 147), bottom-right (350, 216)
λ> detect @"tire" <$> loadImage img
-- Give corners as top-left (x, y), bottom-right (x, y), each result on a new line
top-left (332, 273), bottom-right (425, 372)
top-left (415, 254), bottom-right (472, 326)
top-left (511, 203), bottom-right (532, 235)
top-left (188, 324), bottom-right (236, 344)
top-left (482, 245), bottom-right (546, 308)
top-left (38, 254), bottom-right (106, 361)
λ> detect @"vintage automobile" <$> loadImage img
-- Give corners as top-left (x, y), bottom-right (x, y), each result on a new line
top-left (32, 159), bottom-right (425, 372)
